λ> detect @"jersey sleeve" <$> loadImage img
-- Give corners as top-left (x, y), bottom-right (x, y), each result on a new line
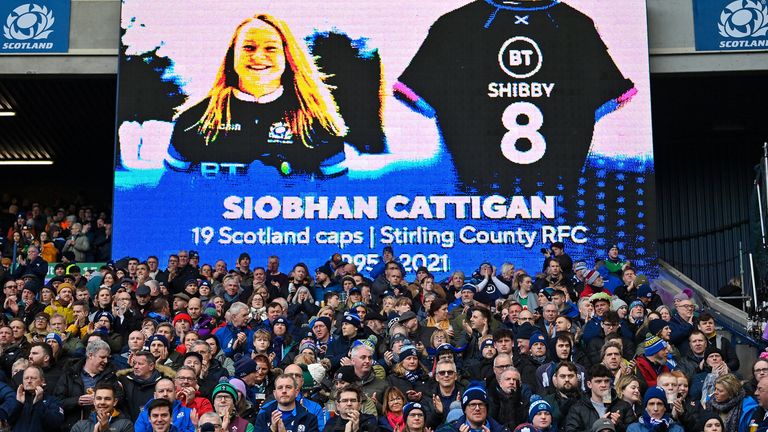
top-left (579, 21), bottom-right (636, 121)
top-left (395, 19), bottom-right (452, 116)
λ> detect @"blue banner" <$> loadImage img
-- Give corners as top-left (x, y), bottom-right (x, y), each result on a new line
top-left (693, 0), bottom-right (768, 51)
top-left (0, 0), bottom-right (70, 53)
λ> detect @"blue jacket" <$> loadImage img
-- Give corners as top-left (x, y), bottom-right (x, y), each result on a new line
top-left (135, 399), bottom-right (195, 432)
top-left (581, 316), bottom-right (603, 345)
top-left (11, 394), bottom-right (63, 432)
top-left (254, 402), bottom-right (319, 432)
top-left (215, 323), bottom-right (254, 358)
top-left (0, 381), bottom-right (19, 422)
top-left (260, 394), bottom-right (327, 431)
top-left (737, 396), bottom-right (759, 432)
top-left (667, 314), bottom-right (694, 348)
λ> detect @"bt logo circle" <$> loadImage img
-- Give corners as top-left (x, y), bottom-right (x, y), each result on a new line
top-left (498, 36), bottom-right (543, 79)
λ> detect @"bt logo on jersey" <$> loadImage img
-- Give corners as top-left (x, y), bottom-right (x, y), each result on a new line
top-left (498, 36), bottom-right (542, 79)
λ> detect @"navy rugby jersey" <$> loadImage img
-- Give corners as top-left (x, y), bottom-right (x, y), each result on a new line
top-left (396, 0), bottom-right (635, 193)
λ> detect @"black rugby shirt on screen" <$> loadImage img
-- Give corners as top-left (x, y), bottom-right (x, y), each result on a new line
top-left (168, 88), bottom-right (345, 176)
top-left (397, 0), bottom-right (635, 193)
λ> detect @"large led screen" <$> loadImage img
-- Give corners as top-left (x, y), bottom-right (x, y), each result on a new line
top-left (114, 0), bottom-right (655, 279)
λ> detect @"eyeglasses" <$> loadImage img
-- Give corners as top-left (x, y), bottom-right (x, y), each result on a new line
top-left (678, 304), bottom-right (695, 309)
top-left (436, 370), bottom-right (456, 376)
top-left (467, 402), bottom-right (486, 410)
top-left (755, 368), bottom-right (768, 374)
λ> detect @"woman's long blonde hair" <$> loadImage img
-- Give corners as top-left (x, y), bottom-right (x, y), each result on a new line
top-left (179, 14), bottom-right (347, 146)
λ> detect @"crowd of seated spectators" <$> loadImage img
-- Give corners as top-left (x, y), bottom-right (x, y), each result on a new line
top-left (0, 197), bottom-right (112, 269)
top-left (0, 238), bottom-right (762, 432)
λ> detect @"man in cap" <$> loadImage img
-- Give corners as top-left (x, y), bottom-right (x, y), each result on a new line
top-left (634, 335), bottom-right (672, 389)
top-left (518, 332), bottom-right (549, 389)
top-left (436, 386), bottom-right (507, 432)
top-left (326, 312), bottom-right (367, 369)
top-left (581, 293), bottom-right (613, 345)
top-left (168, 250), bottom-right (200, 295)
top-left (636, 284), bottom-right (662, 311)
top-left (399, 310), bottom-right (435, 349)
top-left (596, 245), bottom-right (629, 279)
top-left (634, 387), bottom-right (685, 432)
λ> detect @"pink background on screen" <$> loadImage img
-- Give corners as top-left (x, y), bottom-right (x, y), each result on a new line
top-left (120, 0), bottom-right (652, 158)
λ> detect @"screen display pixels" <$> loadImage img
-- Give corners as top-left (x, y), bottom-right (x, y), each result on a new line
top-left (114, 0), bottom-right (655, 282)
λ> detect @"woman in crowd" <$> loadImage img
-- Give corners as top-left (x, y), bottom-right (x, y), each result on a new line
top-left (425, 298), bottom-right (452, 334)
top-left (387, 345), bottom-right (431, 403)
top-left (614, 374), bottom-right (643, 424)
top-left (704, 373), bottom-right (758, 432)
top-left (379, 387), bottom-right (408, 432)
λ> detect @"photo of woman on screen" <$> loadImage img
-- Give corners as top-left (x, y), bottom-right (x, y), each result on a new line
top-left (166, 13), bottom-right (348, 177)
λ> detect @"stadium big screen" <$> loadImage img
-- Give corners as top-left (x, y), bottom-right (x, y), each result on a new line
top-left (113, 0), bottom-right (655, 281)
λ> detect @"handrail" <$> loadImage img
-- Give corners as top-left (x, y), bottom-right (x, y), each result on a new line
top-left (656, 259), bottom-right (760, 347)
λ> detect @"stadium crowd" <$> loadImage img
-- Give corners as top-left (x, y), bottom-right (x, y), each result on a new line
top-left (0, 231), bottom-right (764, 432)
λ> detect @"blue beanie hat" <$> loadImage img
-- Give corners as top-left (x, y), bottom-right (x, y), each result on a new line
top-left (528, 394), bottom-right (552, 422)
top-left (643, 386), bottom-right (667, 409)
top-left (480, 339), bottom-right (495, 350)
top-left (399, 344), bottom-right (418, 360)
top-left (403, 402), bottom-right (425, 419)
top-left (643, 335), bottom-right (667, 356)
top-left (461, 385), bottom-right (488, 411)
top-left (529, 332), bottom-right (547, 349)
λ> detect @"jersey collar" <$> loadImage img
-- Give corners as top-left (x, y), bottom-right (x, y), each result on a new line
top-left (233, 86), bottom-right (284, 103)
top-left (484, 0), bottom-right (558, 11)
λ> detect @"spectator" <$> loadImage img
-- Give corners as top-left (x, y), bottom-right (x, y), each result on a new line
top-left (70, 382), bottom-right (133, 432)
top-left (118, 350), bottom-right (164, 420)
top-left (626, 386), bottom-right (684, 432)
top-left (11, 365), bottom-right (63, 432)
top-left (254, 374), bottom-right (318, 432)
top-left (62, 223), bottom-right (90, 262)
top-left (134, 378), bottom-right (195, 432)
top-left (54, 339), bottom-right (117, 431)
top-left (436, 386), bottom-right (507, 432)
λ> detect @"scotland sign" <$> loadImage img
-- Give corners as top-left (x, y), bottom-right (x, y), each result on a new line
top-left (0, 0), bottom-right (70, 53)
top-left (693, 0), bottom-right (768, 51)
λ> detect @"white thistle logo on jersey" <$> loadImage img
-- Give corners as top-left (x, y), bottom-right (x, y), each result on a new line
top-left (497, 36), bottom-right (542, 79)
top-left (3, 3), bottom-right (55, 41)
top-left (268, 121), bottom-right (294, 144)
top-left (718, 0), bottom-right (768, 38)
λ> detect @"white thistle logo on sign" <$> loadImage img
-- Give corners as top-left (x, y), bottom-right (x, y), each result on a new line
top-left (3, 3), bottom-right (55, 41)
top-left (718, 0), bottom-right (768, 38)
